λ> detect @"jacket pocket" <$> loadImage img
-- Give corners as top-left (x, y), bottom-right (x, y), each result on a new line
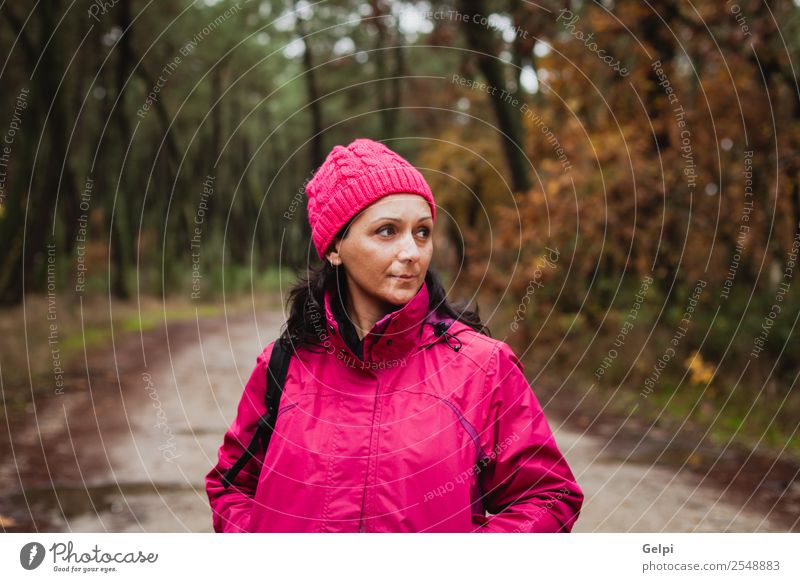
top-left (276, 402), bottom-right (298, 420)
top-left (437, 397), bottom-right (489, 516)
top-left (437, 397), bottom-right (487, 463)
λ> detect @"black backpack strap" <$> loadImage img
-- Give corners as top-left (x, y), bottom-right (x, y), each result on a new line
top-left (221, 339), bottom-right (292, 490)
top-left (263, 338), bottom-right (292, 445)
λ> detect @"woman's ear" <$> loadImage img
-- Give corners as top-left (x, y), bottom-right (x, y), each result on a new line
top-left (326, 239), bottom-right (343, 266)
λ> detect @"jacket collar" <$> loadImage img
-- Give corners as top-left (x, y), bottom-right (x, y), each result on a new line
top-left (324, 278), bottom-right (433, 366)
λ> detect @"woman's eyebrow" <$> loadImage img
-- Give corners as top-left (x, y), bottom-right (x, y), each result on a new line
top-left (370, 215), bottom-right (433, 224)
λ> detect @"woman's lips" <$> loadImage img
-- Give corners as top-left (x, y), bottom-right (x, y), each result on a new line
top-left (392, 274), bottom-right (415, 280)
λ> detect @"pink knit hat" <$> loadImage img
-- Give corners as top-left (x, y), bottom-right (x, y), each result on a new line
top-left (305, 138), bottom-right (436, 259)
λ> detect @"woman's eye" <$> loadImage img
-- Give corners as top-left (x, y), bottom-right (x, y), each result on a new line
top-left (377, 225), bottom-right (430, 238)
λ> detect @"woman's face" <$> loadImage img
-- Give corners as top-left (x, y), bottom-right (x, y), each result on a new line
top-left (326, 194), bottom-right (434, 308)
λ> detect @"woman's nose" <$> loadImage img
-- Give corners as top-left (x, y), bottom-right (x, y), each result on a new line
top-left (396, 231), bottom-right (420, 261)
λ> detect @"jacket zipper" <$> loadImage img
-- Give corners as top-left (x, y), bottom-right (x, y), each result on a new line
top-left (359, 376), bottom-right (380, 532)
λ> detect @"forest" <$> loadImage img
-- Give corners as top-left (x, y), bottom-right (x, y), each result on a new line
top-left (1, 0), bottom-right (799, 461)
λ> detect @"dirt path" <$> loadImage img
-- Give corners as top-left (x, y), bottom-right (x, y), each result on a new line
top-left (0, 307), bottom-right (284, 532)
top-left (0, 307), bottom-right (793, 532)
top-left (562, 429), bottom-right (788, 532)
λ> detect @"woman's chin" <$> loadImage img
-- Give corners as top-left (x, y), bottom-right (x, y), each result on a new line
top-left (383, 281), bottom-right (418, 305)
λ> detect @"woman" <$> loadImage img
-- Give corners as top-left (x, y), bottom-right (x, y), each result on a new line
top-left (205, 138), bottom-right (583, 532)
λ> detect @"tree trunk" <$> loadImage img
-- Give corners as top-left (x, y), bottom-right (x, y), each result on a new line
top-left (369, 0), bottom-right (401, 138)
top-left (293, 2), bottom-right (322, 263)
top-left (110, 0), bottom-right (134, 299)
top-left (640, 0), bottom-right (680, 295)
top-left (457, 0), bottom-right (530, 193)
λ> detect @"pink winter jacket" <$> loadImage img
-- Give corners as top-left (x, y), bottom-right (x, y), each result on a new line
top-left (205, 280), bottom-right (583, 532)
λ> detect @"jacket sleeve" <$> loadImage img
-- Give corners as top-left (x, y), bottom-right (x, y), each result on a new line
top-left (472, 342), bottom-right (583, 533)
top-left (204, 344), bottom-right (271, 533)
